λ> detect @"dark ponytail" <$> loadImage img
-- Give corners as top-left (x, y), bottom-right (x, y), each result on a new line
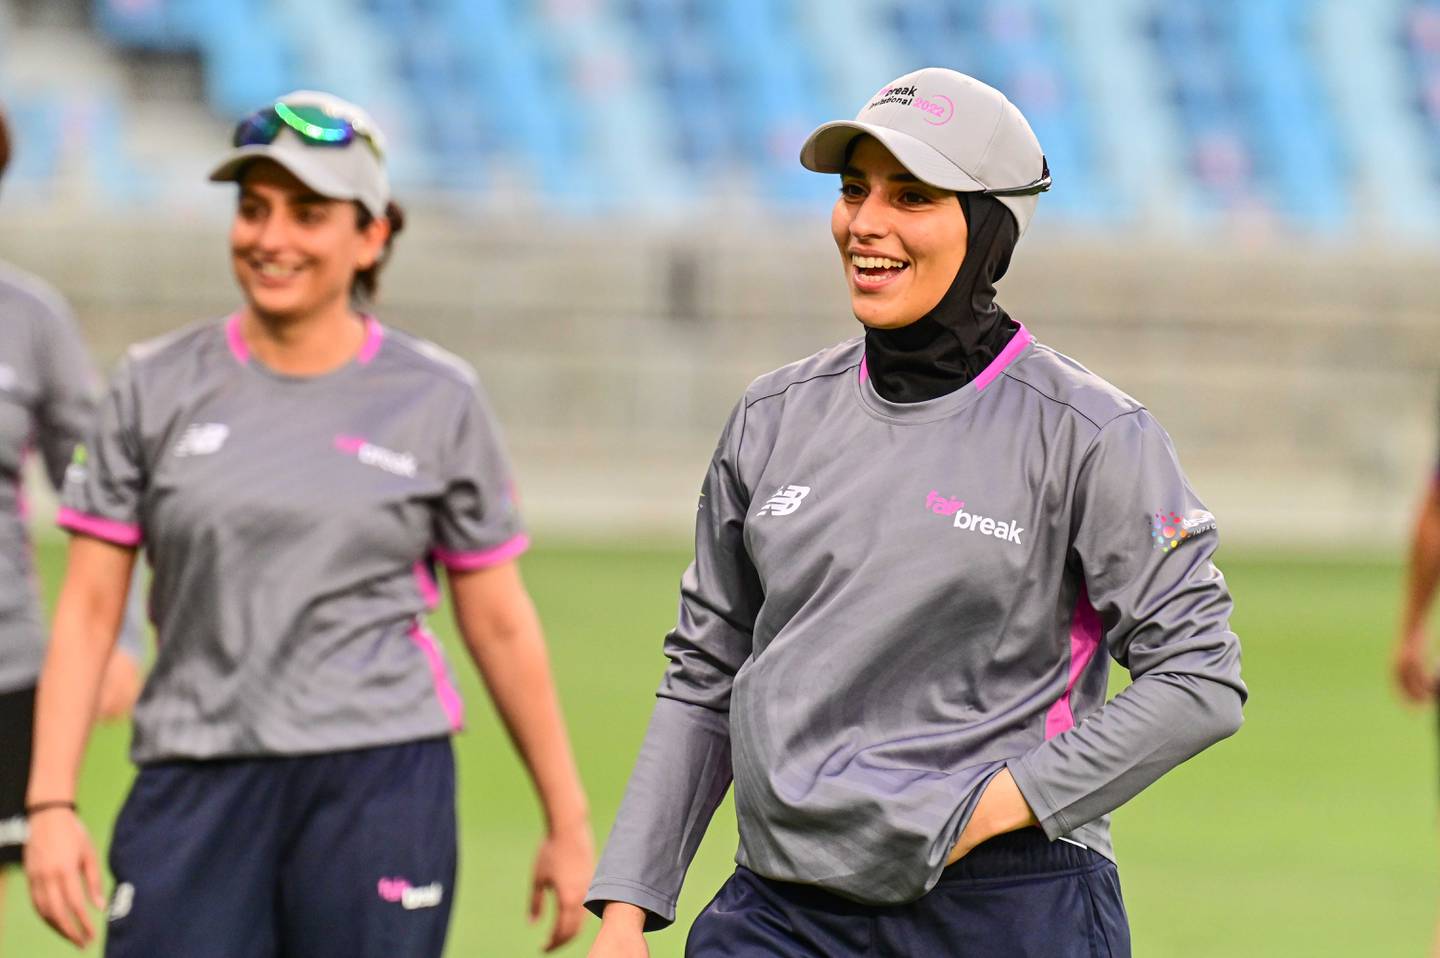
top-left (352, 200), bottom-right (405, 306)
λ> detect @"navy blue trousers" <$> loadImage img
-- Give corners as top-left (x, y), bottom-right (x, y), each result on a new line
top-left (104, 737), bottom-right (456, 958)
top-left (686, 829), bottom-right (1130, 957)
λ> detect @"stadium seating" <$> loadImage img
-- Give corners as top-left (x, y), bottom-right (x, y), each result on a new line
top-left (1, 0), bottom-right (1438, 235)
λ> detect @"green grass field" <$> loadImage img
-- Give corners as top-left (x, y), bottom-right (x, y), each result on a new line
top-left (2, 542), bottom-right (1436, 956)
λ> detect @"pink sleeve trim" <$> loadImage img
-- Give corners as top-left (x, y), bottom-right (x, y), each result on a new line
top-left (57, 507), bottom-right (142, 547)
top-left (433, 533), bottom-right (530, 571)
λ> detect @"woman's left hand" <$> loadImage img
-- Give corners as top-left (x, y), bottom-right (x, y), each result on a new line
top-left (946, 768), bottom-right (1039, 865)
top-left (529, 822), bottom-right (595, 952)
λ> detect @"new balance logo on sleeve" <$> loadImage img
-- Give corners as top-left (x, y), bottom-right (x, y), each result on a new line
top-left (926, 490), bottom-right (1024, 545)
top-left (757, 485), bottom-right (811, 517)
top-left (172, 423), bottom-right (231, 458)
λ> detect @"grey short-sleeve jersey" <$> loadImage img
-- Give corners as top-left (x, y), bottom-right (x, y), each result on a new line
top-left (587, 326), bottom-right (1246, 927)
top-left (0, 263), bottom-right (102, 692)
top-left (60, 314), bottom-right (526, 763)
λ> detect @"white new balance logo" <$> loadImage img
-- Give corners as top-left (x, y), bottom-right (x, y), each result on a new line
top-left (0, 813), bottom-right (27, 850)
top-left (108, 882), bottom-right (135, 922)
top-left (757, 485), bottom-right (811, 517)
top-left (173, 423), bottom-right (230, 458)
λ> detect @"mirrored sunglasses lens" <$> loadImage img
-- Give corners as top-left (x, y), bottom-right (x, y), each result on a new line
top-left (274, 103), bottom-right (355, 145)
top-left (232, 110), bottom-right (282, 148)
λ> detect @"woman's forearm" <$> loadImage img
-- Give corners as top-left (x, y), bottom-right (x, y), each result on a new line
top-left (28, 543), bottom-right (135, 805)
top-left (469, 622), bottom-right (588, 829)
top-left (452, 568), bottom-right (587, 831)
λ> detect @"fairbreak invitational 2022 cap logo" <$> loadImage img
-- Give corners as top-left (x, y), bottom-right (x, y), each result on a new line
top-left (866, 85), bottom-right (954, 126)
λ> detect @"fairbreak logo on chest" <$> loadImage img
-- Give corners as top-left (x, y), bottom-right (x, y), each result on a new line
top-left (926, 489), bottom-right (1024, 545)
top-left (334, 435), bottom-right (417, 478)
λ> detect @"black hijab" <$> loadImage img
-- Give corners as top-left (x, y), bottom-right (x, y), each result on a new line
top-left (863, 192), bottom-right (1021, 404)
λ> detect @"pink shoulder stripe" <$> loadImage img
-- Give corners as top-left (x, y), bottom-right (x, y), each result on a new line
top-left (357, 316), bottom-right (384, 365)
top-left (973, 323), bottom-right (1034, 392)
top-left (224, 312), bottom-right (249, 364)
top-left (57, 507), bottom-right (142, 547)
top-left (433, 533), bottom-right (531, 571)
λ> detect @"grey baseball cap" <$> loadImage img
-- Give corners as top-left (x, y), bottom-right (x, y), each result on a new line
top-left (208, 90), bottom-right (390, 219)
top-left (800, 68), bottom-right (1049, 235)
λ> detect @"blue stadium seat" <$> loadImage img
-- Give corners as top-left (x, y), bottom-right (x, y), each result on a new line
top-left (793, 0), bottom-right (907, 117)
top-left (1227, 0), bottom-right (1347, 232)
top-left (702, 0), bottom-right (831, 207)
top-left (82, 97), bottom-right (151, 204)
top-left (1315, 0), bottom-right (1440, 237)
top-left (439, 0), bottom-right (582, 203)
top-left (970, 0), bottom-right (1102, 221)
top-left (48, 0), bottom-right (1440, 230)
top-left (190, 3), bottom-right (293, 116)
top-left (2, 97), bottom-right (63, 201)
top-left (94, 0), bottom-right (177, 49)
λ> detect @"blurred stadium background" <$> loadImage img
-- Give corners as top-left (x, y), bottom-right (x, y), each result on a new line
top-left (2, 0), bottom-right (1440, 955)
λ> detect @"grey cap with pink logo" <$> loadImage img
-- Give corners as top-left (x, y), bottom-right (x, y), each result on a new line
top-left (800, 67), bottom-right (1050, 235)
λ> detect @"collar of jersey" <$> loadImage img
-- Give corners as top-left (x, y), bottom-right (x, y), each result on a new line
top-left (852, 323), bottom-right (1036, 425)
top-left (225, 312), bottom-right (384, 382)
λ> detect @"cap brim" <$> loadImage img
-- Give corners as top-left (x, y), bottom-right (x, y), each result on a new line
top-left (799, 121), bottom-right (986, 192)
top-left (207, 144), bottom-right (363, 203)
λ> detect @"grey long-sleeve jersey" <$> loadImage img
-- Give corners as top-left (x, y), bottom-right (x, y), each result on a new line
top-left (0, 262), bottom-right (144, 693)
top-left (586, 325), bottom-right (1246, 927)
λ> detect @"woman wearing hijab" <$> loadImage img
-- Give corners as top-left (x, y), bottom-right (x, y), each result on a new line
top-left (586, 69), bottom-right (1246, 957)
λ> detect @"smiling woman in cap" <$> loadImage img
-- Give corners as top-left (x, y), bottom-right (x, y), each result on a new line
top-left (22, 91), bottom-right (593, 957)
top-left (586, 68), bottom-right (1245, 957)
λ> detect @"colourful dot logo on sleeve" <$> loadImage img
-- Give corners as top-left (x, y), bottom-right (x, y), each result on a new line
top-left (1151, 509), bottom-right (1217, 551)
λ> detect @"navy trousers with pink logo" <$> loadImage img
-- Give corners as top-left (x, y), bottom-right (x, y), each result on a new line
top-left (103, 738), bottom-right (456, 958)
top-left (685, 828), bottom-right (1130, 958)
